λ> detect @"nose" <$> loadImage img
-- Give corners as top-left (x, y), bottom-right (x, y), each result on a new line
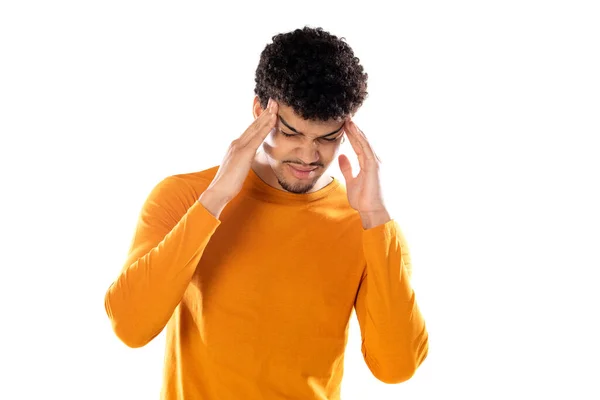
top-left (295, 140), bottom-right (320, 165)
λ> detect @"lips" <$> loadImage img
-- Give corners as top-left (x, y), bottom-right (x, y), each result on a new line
top-left (289, 165), bottom-right (317, 172)
top-left (287, 164), bottom-right (318, 179)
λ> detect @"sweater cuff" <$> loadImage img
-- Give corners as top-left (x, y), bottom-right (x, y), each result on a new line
top-left (362, 219), bottom-right (398, 243)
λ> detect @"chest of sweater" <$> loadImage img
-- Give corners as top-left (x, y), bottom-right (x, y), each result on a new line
top-left (193, 209), bottom-right (363, 327)
top-left (185, 204), bottom-right (361, 330)
top-left (176, 201), bottom-right (366, 382)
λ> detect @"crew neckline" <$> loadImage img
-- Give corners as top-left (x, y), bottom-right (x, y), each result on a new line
top-left (244, 167), bottom-right (341, 204)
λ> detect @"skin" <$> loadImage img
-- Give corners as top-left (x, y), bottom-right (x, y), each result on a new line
top-left (338, 118), bottom-right (391, 229)
top-left (250, 96), bottom-right (391, 229)
top-left (200, 96), bottom-right (390, 229)
top-left (251, 96), bottom-right (346, 195)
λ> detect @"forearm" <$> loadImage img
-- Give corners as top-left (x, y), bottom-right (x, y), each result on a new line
top-left (104, 201), bottom-right (220, 348)
top-left (358, 221), bottom-right (428, 383)
top-left (361, 254), bottom-right (428, 366)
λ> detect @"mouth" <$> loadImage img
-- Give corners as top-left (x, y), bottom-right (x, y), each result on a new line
top-left (287, 164), bottom-right (318, 179)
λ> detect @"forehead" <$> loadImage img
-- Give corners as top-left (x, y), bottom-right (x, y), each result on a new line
top-left (277, 103), bottom-right (343, 136)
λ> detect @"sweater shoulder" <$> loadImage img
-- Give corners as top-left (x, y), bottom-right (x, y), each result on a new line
top-left (144, 166), bottom-right (220, 215)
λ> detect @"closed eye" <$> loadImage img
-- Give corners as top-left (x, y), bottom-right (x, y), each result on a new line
top-left (281, 130), bottom-right (339, 142)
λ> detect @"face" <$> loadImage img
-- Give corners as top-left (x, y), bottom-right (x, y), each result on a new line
top-left (253, 97), bottom-right (346, 194)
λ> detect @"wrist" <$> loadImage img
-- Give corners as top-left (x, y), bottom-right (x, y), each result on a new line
top-left (198, 189), bottom-right (230, 219)
top-left (359, 209), bottom-right (391, 229)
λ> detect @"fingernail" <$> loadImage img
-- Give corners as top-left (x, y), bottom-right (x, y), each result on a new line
top-left (267, 98), bottom-right (272, 109)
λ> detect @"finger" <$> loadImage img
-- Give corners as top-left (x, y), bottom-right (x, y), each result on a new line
top-left (343, 121), bottom-right (367, 171)
top-left (246, 100), bottom-right (278, 148)
top-left (353, 123), bottom-right (382, 163)
top-left (243, 98), bottom-right (277, 140)
top-left (239, 99), bottom-right (278, 146)
top-left (346, 121), bottom-right (376, 161)
top-left (338, 154), bottom-right (354, 183)
top-left (346, 120), bottom-right (381, 165)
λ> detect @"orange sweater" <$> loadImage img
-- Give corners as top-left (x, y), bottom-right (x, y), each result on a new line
top-left (104, 166), bottom-right (428, 399)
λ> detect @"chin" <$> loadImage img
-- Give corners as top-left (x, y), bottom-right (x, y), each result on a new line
top-left (275, 164), bottom-right (321, 194)
top-left (279, 180), bottom-right (315, 194)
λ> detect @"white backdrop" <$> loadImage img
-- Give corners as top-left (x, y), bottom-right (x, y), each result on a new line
top-left (1, 1), bottom-right (599, 399)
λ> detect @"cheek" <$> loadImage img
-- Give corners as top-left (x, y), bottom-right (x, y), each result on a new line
top-left (321, 140), bottom-right (341, 154)
top-left (321, 145), bottom-right (341, 164)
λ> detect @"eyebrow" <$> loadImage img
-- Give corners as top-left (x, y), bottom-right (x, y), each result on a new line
top-left (278, 115), bottom-right (344, 138)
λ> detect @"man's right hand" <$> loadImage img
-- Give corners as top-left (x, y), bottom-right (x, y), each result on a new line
top-left (199, 98), bottom-right (278, 218)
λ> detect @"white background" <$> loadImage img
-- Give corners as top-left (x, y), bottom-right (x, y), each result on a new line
top-left (1, 1), bottom-right (599, 399)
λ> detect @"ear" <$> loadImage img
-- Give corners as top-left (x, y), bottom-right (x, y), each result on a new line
top-left (252, 95), bottom-right (265, 119)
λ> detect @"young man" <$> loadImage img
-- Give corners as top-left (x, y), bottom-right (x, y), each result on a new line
top-left (104, 26), bottom-right (428, 399)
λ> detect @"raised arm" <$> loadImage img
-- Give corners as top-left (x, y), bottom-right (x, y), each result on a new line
top-left (104, 97), bottom-right (279, 348)
top-left (338, 119), bottom-right (429, 383)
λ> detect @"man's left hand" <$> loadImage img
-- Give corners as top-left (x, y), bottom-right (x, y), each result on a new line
top-left (338, 120), bottom-right (391, 229)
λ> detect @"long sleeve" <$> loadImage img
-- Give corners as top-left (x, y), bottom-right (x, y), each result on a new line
top-left (104, 176), bottom-right (221, 348)
top-left (354, 219), bottom-right (429, 384)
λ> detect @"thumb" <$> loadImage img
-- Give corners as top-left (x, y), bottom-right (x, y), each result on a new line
top-left (338, 154), bottom-right (353, 183)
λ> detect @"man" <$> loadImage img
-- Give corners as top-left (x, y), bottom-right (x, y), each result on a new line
top-left (104, 26), bottom-right (428, 399)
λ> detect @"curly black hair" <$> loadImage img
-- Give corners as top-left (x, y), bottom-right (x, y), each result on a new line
top-left (254, 26), bottom-right (368, 122)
